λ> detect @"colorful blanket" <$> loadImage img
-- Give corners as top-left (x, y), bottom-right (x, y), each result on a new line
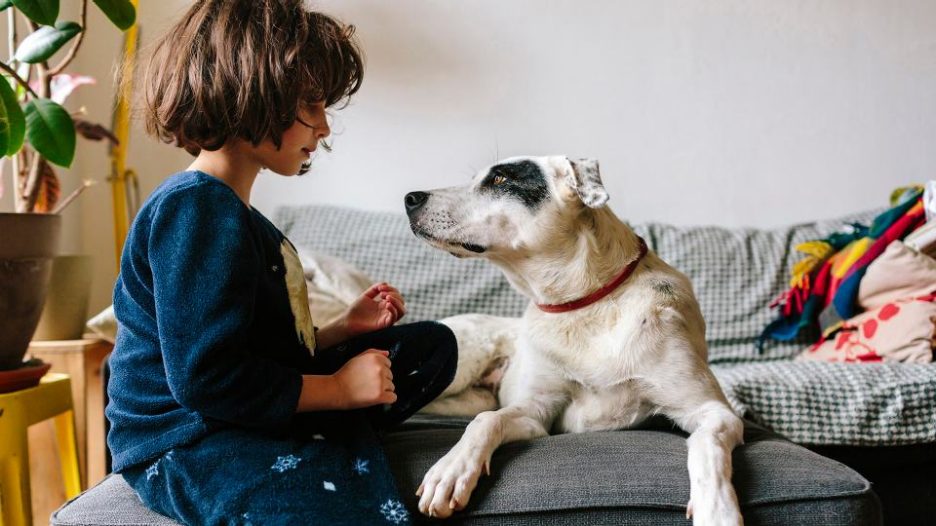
top-left (760, 186), bottom-right (926, 348)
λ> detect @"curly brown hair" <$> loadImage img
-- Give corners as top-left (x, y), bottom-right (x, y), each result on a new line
top-left (139, 0), bottom-right (364, 156)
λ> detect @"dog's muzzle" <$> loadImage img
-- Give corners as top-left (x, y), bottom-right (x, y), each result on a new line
top-left (404, 191), bottom-right (487, 255)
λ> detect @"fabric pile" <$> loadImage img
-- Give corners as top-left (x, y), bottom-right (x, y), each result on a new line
top-left (761, 184), bottom-right (936, 363)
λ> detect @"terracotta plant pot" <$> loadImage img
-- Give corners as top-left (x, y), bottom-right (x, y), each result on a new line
top-left (0, 212), bottom-right (62, 370)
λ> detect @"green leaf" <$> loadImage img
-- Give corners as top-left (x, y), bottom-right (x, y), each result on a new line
top-left (25, 99), bottom-right (75, 167)
top-left (92, 0), bottom-right (135, 31)
top-left (11, 0), bottom-right (59, 26)
top-left (0, 1), bottom-right (14, 13)
top-left (0, 94), bottom-right (10, 157)
top-left (0, 78), bottom-right (26, 156)
top-left (14, 21), bottom-right (82, 64)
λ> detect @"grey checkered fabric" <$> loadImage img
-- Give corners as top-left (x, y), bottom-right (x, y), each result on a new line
top-left (275, 204), bottom-right (936, 446)
top-left (712, 362), bottom-right (936, 446)
top-left (637, 210), bottom-right (881, 363)
top-left (276, 205), bottom-right (529, 322)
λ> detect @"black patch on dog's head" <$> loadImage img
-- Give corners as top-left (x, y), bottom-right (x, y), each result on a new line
top-left (479, 160), bottom-right (550, 210)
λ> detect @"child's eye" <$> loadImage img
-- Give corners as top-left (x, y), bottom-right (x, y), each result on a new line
top-left (493, 174), bottom-right (507, 185)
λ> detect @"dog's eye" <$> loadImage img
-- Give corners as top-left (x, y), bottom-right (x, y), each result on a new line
top-left (492, 174), bottom-right (507, 185)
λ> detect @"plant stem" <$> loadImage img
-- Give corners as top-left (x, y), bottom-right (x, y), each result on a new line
top-left (49, 0), bottom-right (89, 76)
top-left (10, 155), bottom-right (22, 212)
top-left (6, 8), bottom-right (14, 63)
top-left (6, 9), bottom-right (24, 211)
top-left (51, 179), bottom-right (96, 214)
top-left (0, 60), bottom-right (38, 98)
top-left (19, 150), bottom-right (42, 212)
top-left (21, 33), bottom-right (51, 213)
top-left (1, 10), bottom-right (37, 100)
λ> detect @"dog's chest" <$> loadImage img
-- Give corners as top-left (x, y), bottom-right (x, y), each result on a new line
top-left (526, 313), bottom-right (644, 387)
top-left (558, 380), bottom-right (653, 433)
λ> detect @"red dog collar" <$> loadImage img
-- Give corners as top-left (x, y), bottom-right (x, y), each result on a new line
top-left (536, 237), bottom-right (649, 314)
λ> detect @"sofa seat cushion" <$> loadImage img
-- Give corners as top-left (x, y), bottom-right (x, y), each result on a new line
top-left (52, 475), bottom-right (179, 526)
top-left (384, 417), bottom-right (879, 524)
top-left (53, 418), bottom-right (880, 526)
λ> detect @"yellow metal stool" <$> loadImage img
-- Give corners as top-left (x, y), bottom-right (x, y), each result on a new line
top-left (0, 373), bottom-right (82, 526)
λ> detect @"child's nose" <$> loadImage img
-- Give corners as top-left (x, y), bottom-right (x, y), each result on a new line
top-left (316, 120), bottom-right (331, 140)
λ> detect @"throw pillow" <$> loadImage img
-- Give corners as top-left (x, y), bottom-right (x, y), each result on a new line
top-left (859, 240), bottom-right (936, 309)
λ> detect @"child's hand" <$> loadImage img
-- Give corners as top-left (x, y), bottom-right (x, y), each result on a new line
top-left (344, 282), bottom-right (406, 336)
top-left (332, 349), bottom-right (397, 409)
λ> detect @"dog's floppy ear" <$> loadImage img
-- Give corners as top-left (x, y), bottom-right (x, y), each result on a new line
top-left (565, 158), bottom-right (609, 208)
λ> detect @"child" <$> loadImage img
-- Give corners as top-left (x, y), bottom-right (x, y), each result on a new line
top-left (105, 1), bottom-right (457, 524)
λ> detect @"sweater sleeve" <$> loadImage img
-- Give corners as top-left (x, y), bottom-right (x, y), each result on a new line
top-left (148, 183), bottom-right (302, 427)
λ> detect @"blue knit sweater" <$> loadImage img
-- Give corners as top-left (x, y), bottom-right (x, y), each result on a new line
top-left (106, 170), bottom-right (317, 472)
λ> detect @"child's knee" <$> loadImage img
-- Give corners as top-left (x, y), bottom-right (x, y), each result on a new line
top-left (432, 321), bottom-right (458, 348)
top-left (407, 321), bottom-right (457, 351)
top-left (426, 321), bottom-right (458, 362)
top-left (410, 321), bottom-right (458, 378)
top-left (430, 322), bottom-right (458, 383)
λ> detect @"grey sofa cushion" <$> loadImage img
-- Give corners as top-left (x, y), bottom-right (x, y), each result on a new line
top-left (52, 475), bottom-right (179, 526)
top-left (53, 417), bottom-right (880, 526)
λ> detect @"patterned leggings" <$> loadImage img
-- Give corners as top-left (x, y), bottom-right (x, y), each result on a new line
top-left (122, 321), bottom-right (457, 526)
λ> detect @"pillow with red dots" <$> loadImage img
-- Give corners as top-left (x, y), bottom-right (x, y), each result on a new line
top-left (797, 293), bottom-right (936, 363)
top-left (799, 239), bottom-right (936, 363)
top-left (859, 240), bottom-right (936, 310)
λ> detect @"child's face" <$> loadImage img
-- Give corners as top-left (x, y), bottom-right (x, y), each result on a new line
top-left (253, 101), bottom-right (330, 176)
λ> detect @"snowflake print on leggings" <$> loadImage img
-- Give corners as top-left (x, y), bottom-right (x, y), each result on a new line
top-left (379, 499), bottom-right (409, 524)
top-left (145, 459), bottom-right (160, 480)
top-left (352, 457), bottom-right (370, 475)
top-left (270, 454), bottom-right (301, 473)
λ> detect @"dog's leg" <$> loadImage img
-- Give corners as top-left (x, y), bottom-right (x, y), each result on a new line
top-left (416, 402), bottom-right (553, 518)
top-left (640, 303), bottom-right (744, 525)
top-left (436, 314), bottom-right (519, 398)
top-left (670, 399), bottom-right (745, 526)
top-left (419, 387), bottom-right (498, 417)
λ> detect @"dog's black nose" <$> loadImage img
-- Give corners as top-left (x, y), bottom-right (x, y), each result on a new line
top-left (405, 191), bottom-right (429, 214)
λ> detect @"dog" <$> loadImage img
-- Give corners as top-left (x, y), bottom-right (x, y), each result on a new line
top-left (405, 156), bottom-right (745, 525)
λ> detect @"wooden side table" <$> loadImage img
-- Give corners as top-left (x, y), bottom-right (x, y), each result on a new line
top-left (27, 338), bottom-right (112, 521)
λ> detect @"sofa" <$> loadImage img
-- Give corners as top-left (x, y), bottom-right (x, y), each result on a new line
top-left (54, 204), bottom-right (936, 525)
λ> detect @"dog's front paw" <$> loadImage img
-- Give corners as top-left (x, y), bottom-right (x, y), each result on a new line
top-left (416, 446), bottom-right (490, 519)
top-left (688, 495), bottom-right (743, 526)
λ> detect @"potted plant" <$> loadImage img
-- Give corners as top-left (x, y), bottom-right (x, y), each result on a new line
top-left (0, 0), bottom-right (134, 385)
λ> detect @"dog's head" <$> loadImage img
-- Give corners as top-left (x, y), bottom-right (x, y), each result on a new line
top-left (405, 156), bottom-right (609, 258)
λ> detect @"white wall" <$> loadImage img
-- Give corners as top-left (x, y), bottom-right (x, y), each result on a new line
top-left (252, 0), bottom-right (929, 226)
top-left (5, 1), bottom-right (932, 314)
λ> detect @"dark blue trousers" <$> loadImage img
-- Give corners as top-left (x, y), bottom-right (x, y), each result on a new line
top-left (123, 321), bottom-right (457, 526)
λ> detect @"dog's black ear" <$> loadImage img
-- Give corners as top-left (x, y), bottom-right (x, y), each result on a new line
top-left (566, 158), bottom-right (609, 208)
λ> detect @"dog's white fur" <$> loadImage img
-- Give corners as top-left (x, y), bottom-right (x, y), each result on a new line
top-left (408, 156), bottom-right (745, 525)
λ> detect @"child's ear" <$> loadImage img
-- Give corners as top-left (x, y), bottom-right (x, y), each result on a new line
top-left (564, 158), bottom-right (609, 208)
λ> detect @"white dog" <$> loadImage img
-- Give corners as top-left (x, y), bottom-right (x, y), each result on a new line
top-left (405, 156), bottom-right (745, 525)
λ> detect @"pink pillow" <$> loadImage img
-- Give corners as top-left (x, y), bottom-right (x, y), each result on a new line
top-left (859, 240), bottom-right (936, 309)
top-left (797, 294), bottom-right (936, 363)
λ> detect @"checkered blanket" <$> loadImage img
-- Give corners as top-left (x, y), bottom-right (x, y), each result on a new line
top-left (275, 205), bottom-right (936, 446)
